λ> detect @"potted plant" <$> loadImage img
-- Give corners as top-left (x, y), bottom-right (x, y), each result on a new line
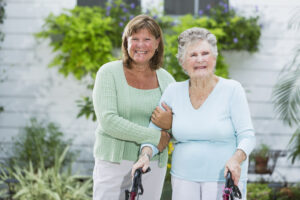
top-left (251, 143), bottom-right (270, 174)
top-left (276, 185), bottom-right (300, 200)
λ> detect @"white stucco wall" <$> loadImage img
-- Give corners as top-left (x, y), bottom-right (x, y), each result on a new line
top-left (0, 0), bottom-right (300, 182)
top-left (226, 0), bottom-right (300, 182)
top-left (0, 0), bottom-right (96, 174)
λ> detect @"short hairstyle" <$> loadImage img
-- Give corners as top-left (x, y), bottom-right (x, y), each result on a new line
top-left (122, 15), bottom-right (164, 70)
top-left (176, 27), bottom-right (218, 65)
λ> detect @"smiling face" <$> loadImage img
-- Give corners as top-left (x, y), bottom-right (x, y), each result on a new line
top-left (127, 28), bottom-right (160, 66)
top-left (182, 40), bottom-right (216, 79)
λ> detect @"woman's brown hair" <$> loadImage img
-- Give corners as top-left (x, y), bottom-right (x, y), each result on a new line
top-left (122, 15), bottom-right (164, 70)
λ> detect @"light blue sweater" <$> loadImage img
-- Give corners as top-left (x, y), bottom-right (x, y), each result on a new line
top-left (144, 77), bottom-right (256, 182)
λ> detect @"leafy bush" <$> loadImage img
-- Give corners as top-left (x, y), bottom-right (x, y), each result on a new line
top-left (247, 183), bottom-right (272, 200)
top-left (103, 0), bottom-right (141, 47)
top-left (208, 2), bottom-right (260, 52)
top-left (36, 6), bottom-right (115, 80)
top-left (7, 118), bottom-right (77, 171)
top-left (0, 147), bottom-right (92, 200)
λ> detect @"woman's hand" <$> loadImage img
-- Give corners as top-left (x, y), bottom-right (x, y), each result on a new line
top-left (157, 130), bottom-right (171, 152)
top-left (224, 149), bottom-right (246, 186)
top-left (151, 102), bottom-right (173, 130)
top-left (132, 147), bottom-right (152, 176)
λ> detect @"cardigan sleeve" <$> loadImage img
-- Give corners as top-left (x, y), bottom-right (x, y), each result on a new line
top-left (92, 67), bottom-right (161, 146)
top-left (141, 83), bottom-right (176, 157)
top-left (230, 82), bottom-right (256, 157)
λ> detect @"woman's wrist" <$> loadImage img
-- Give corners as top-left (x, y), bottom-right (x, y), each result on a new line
top-left (139, 152), bottom-right (151, 160)
top-left (140, 146), bottom-right (153, 160)
top-left (234, 149), bottom-right (247, 164)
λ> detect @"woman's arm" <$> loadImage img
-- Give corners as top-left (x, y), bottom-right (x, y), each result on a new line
top-left (93, 67), bottom-right (162, 146)
top-left (230, 83), bottom-right (256, 157)
top-left (225, 82), bottom-right (256, 185)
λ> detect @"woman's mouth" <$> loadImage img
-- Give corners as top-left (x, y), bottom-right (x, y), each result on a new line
top-left (135, 51), bottom-right (147, 54)
top-left (194, 66), bottom-right (206, 70)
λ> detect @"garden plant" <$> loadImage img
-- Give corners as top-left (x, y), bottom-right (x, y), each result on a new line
top-left (0, 147), bottom-right (92, 200)
top-left (5, 118), bottom-right (77, 171)
top-left (0, 118), bottom-right (84, 199)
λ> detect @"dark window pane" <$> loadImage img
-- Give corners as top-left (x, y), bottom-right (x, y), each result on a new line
top-left (165, 0), bottom-right (229, 15)
top-left (164, 0), bottom-right (194, 15)
top-left (77, 0), bottom-right (140, 7)
top-left (77, 0), bottom-right (106, 7)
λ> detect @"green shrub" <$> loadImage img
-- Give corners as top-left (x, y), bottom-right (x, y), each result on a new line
top-left (103, 0), bottom-right (141, 47)
top-left (208, 2), bottom-right (260, 52)
top-left (247, 183), bottom-right (272, 200)
top-left (0, 147), bottom-right (92, 200)
top-left (36, 6), bottom-right (115, 80)
top-left (7, 118), bottom-right (77, 171)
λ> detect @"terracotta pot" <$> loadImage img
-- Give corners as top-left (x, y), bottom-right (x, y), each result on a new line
top-left (255, 156), bottom-right (269, 174)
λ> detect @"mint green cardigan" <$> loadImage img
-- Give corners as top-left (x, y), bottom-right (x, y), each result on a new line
top-left (92, 60), bottom-right (175, 167)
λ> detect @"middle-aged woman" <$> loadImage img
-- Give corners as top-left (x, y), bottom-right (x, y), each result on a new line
top-left (92, 15), bottom-right (174, 200)
top-left (133, 27), bottom-right (256, 199)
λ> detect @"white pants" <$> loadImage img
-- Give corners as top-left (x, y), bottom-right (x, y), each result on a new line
top-left (171, 176), bottom-right (247, 200)
top-left (93, 159), bottom-right (167, 200)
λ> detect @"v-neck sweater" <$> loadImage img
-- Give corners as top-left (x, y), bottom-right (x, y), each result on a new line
top-left (147, 77), bottom-right (256, 181)
top-left (92, 60), bottom-right (175, 167)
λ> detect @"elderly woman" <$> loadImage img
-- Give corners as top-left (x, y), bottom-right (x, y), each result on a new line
top-left (133, 27), bottom-right (256, 199)
top-left (92, 15), bottom-right (174, 200)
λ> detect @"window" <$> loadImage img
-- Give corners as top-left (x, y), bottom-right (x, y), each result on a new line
top-left (77, 0), bottom-right (140, 7)
top-left (164, 0), bottom-right (228, 15)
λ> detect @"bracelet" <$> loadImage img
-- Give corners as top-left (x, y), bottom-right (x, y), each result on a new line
top-left (140, 152), bottom-right (151, 160)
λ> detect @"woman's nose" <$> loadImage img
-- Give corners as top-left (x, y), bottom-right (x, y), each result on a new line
top-left (196, 55), bottom-right (204, 62)
top-left (136, 40), bottom-right (145, 47)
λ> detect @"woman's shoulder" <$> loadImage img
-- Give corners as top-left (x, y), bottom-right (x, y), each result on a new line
top-left (156, 67), bottom-right (175, 83)
top-left (165, 80), bottom-right (188, 92)
top-left (219, 77), bottom-right (243, 89)
top-left (98, 60), bottom-right (123, 74)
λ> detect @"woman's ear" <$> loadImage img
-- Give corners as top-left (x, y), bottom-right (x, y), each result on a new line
top-left (155, 37), bottom-right (160, 49)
